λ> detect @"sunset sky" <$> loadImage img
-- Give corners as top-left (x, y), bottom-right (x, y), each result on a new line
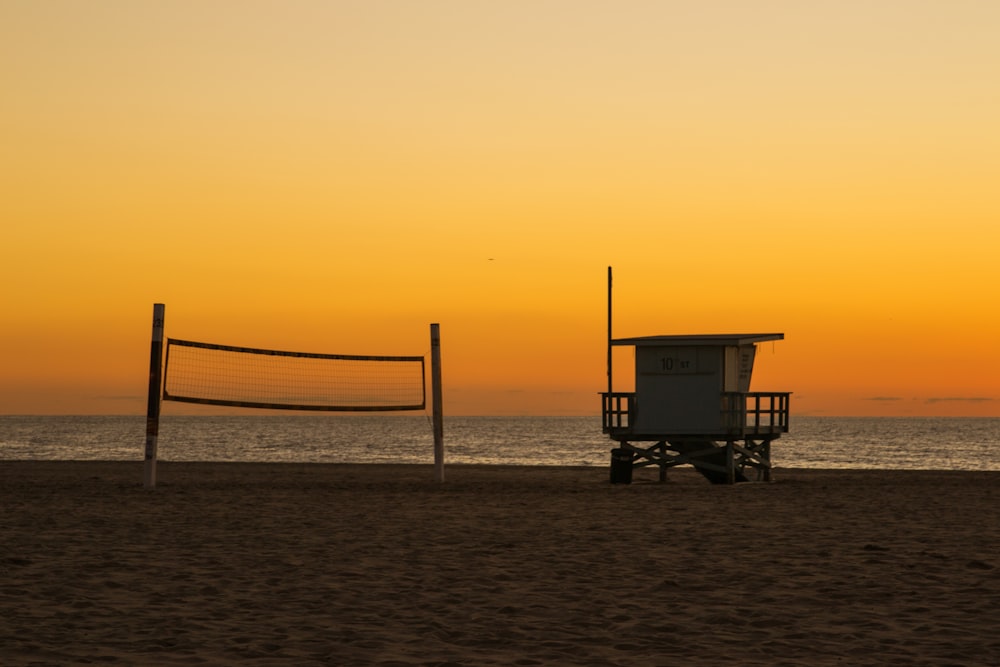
top-left (3, 1), bottom-right (998, 416)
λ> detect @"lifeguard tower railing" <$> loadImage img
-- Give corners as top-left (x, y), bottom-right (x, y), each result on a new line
top-left (602, 391), bottom-right (791, 438)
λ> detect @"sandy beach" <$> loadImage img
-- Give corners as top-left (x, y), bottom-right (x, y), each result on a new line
top-left (2, 462), bottom-right (998, 666)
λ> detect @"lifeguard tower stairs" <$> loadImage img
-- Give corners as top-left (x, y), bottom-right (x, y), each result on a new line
top-left (602, 333), bottom-right (790, 484)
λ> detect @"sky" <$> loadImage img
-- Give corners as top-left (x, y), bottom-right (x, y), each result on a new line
top-left (2, 0), bottom-right (999, 417)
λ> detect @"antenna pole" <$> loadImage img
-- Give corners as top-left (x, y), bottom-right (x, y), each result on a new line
top-left (607, 266), bottom-right (613, 399)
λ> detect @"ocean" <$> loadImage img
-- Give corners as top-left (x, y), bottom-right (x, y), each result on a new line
top-left (1, 415), bottom-right (998, 471)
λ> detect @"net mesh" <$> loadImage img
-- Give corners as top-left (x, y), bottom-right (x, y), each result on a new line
top-left (163, 339), bottom-right (426, 411)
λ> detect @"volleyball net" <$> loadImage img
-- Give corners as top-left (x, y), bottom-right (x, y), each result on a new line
top-left (143, 304), bottom-right (444, 488)
top-left (162, 338), bottom-right (426, 412)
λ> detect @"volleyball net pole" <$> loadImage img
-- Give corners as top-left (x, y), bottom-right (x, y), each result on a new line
top-left (431, 323), bottom-right (444, 483)
top-left (144, 303), bottom-right (165, 490)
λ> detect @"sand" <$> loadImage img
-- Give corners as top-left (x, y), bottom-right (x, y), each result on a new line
top-left (2, 462), bottom-right (999, 666)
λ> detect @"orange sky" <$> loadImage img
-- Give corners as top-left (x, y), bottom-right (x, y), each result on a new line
top-left (2, 1), bottom-right (999, 416)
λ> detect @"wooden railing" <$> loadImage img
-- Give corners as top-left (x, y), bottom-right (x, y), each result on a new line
top-left (601, 391), bottom-right (790, 436)
top-left (601, 392), bottom-right (634, 433)
top-left (722, 392), bottom-right (791, 435)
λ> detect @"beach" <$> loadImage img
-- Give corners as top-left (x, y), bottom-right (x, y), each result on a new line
top-left (2, 462), bottom-right (998, 666)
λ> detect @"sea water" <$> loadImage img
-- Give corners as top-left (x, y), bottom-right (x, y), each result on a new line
top-left (1, 415), bottom-right (998, 471)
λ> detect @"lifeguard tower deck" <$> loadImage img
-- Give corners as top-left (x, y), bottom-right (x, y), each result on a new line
top-left (602, 333), bottom-right (790, 484)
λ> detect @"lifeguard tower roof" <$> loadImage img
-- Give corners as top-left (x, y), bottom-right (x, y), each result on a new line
top-left (611, 333), bottom-right (784, 347)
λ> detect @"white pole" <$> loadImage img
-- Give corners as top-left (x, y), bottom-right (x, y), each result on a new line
top-left (144, 303), bottom-right (165, 489)
top-left (430, 323), bottom-right (444, 482)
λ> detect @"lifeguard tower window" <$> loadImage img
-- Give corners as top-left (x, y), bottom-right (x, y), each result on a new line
top-left (601, 333), bottom-right (789, 484)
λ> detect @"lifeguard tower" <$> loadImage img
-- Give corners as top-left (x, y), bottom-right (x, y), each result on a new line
top-left (601, 270), bottom-right (790, 484)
